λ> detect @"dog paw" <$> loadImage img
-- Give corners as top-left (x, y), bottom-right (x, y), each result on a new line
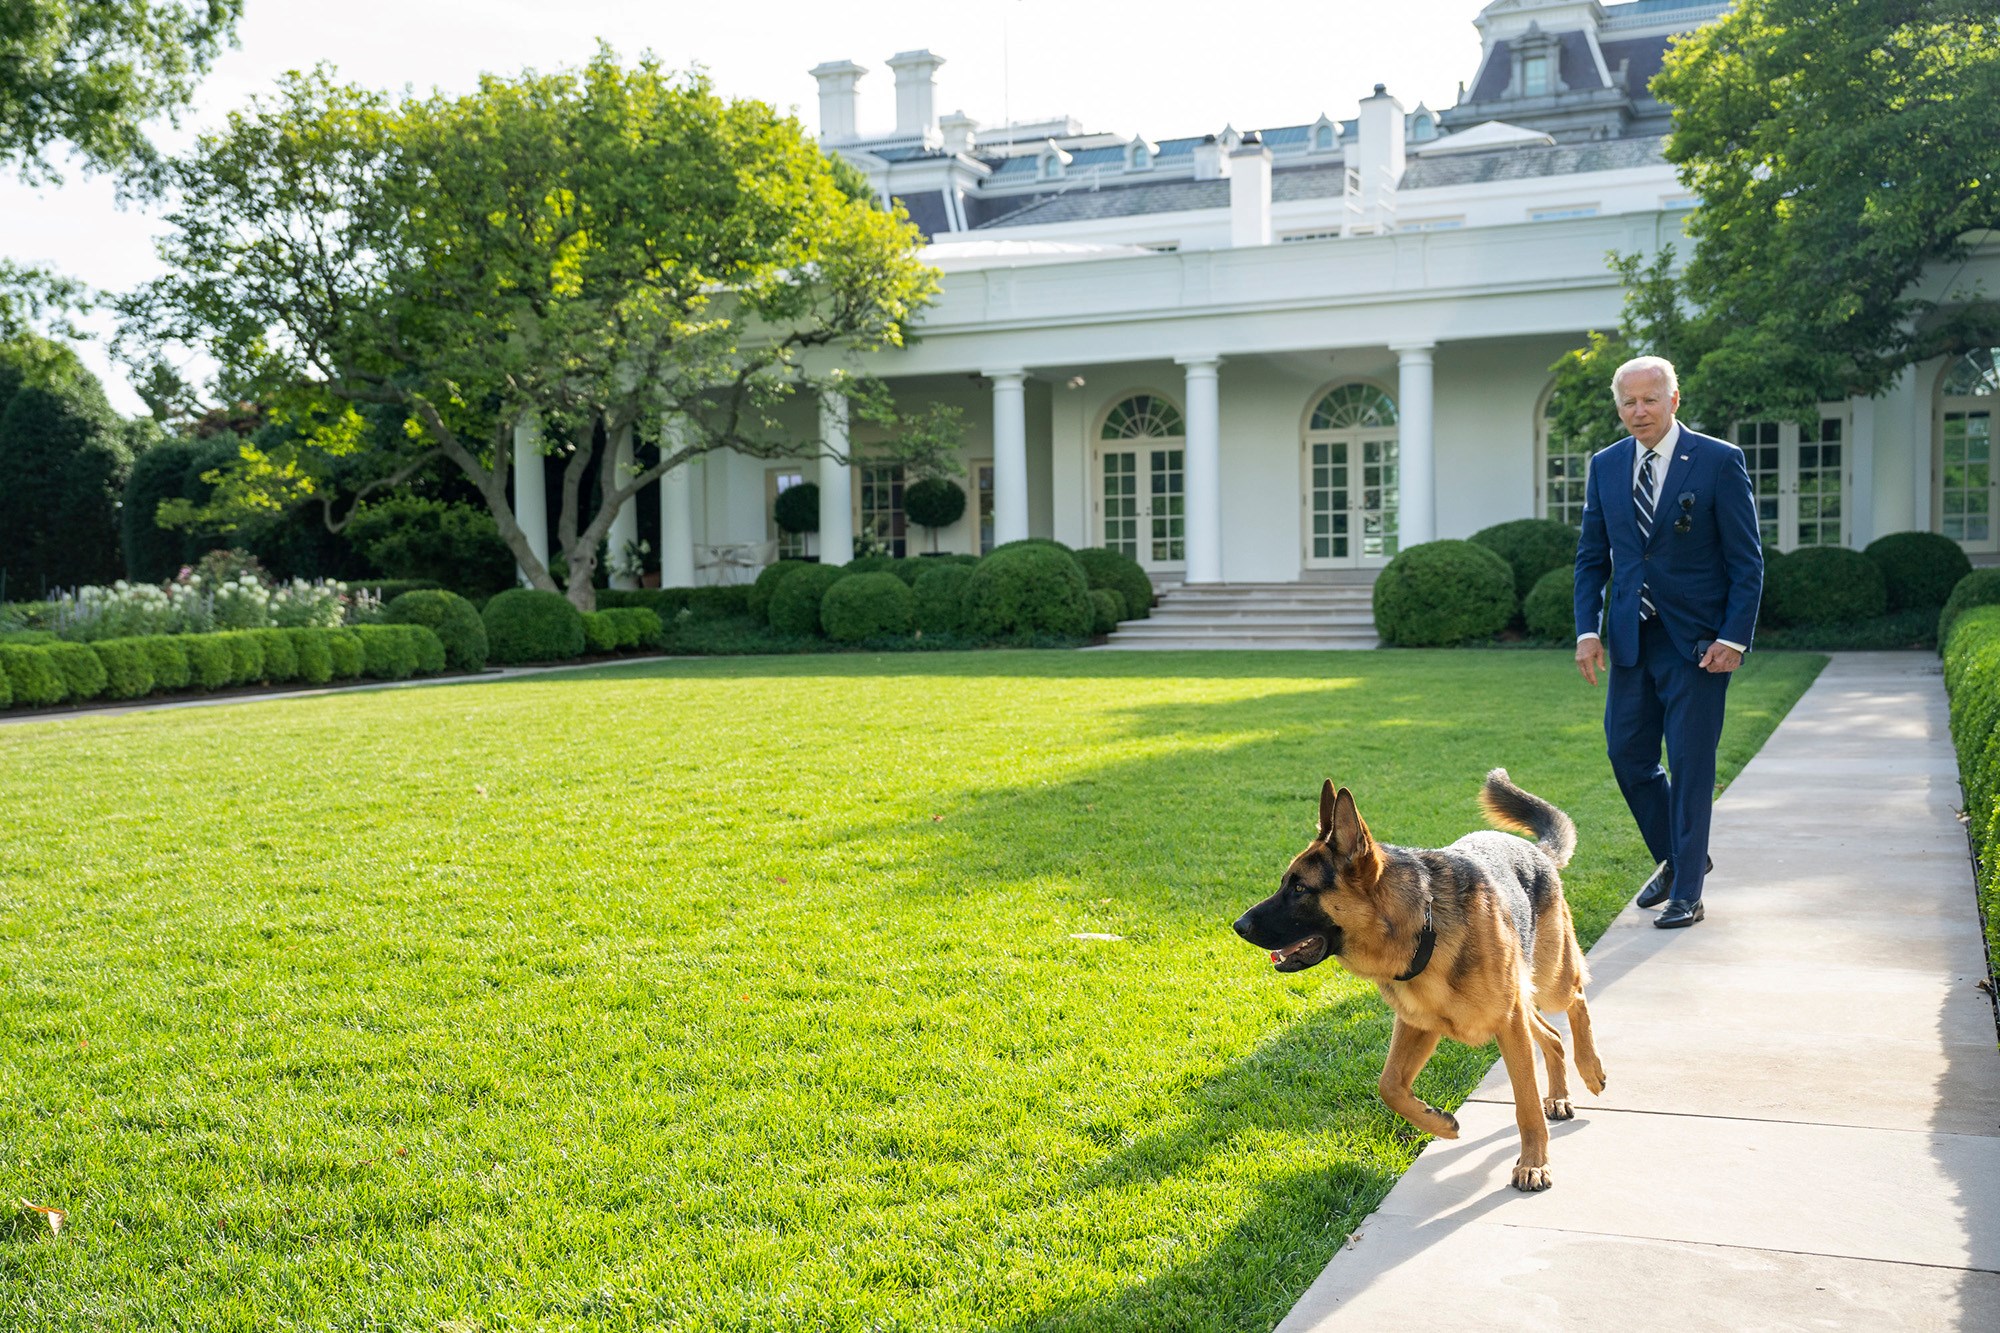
top-left (1425, 1104), bottom-right (1460, 1139)
top-left (1511, 1163), bottom-right (1552, 1192)
top-left (1583, 1066), bottom-right (1607, 1095)
top-left (1543, 1097), bottom-right (1574, 1121)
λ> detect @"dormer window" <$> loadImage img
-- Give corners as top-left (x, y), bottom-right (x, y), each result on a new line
top-left (1523, 54), bottom-right (1550, 96)
top-left (1127, 138), bottom-right (1155, 171)
top-left (1408, 106), bottom-right (1439, 142)
top-left (1316, 123), bottom-right (1335, 151)
top-left (1038, 139), bottom-right (1073, 181)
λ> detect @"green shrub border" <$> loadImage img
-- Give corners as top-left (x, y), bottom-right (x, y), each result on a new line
top-left (1939, 603), bottom-right (2000, 1002)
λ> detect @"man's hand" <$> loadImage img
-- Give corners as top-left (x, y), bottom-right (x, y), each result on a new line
top-left (1700, 642), bottom-right (1743, 674)
top-left (1576, 636), bottom-right (1607, 686)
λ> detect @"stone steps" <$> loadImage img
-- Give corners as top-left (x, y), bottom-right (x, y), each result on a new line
top-left (1099, 580), bottom-right (1379, 651)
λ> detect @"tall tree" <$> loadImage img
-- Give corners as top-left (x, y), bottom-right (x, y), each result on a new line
top-left (1653, 0), bottom-right (2000, 423)
top-left (121, 52), bottom-right (941, 609)
top-left (0, 334), bottom-right (130, 594)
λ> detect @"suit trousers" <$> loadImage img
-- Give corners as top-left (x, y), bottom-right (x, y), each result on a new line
top-left (1605, 616), bottom-right (1731, 901)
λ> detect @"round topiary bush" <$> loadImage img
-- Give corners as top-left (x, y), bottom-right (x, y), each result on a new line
top-left (820, 571), bottom-right (915, 642)
top-left (1523, 566), bottom-right (1577, 641)
top-left (913, 563), bottom-right (975, 635)
top-left (1864, 531), bottom-right (1972, 612)
top-left (385, 589), bottom-right (489, 671)
top-left (1939, 568), bottom-right (2000, 648)
top-left (904, 478), bottom-right (967, 550)
top-left (1073, 547), bottom-right (1153, 621)
top-left (749, 560), bottom-right (814, 625)
top-left (1764, 545), bottom-right (1887, 627)
top-left (1088, 587), bottom-right (1127, 634)
top-left (482, 588), bottom-right (586, 664)
top-left (1469, 518), bottom-right (1581, 602)
top-left (773, 481), bottom-right (820, 536)
top-left (1372, 540), bottom-right (1516, 646)
top-left (963, 543), bottom-right (1094, 640)
top-left (581, 610), bottom-right (620, 653)
top-left (769, 565), bottom-right (848, 637)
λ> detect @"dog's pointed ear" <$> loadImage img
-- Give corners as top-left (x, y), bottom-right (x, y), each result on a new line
top-left (1331, 786), bottom-right (1372, 860)
top-left (1318, 779), bottom-right (1337, 842)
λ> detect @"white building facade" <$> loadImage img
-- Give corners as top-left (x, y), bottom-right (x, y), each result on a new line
top-left (614, 0), bottom-right (2000, 588)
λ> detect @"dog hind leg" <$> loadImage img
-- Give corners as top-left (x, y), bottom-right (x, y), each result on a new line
top-left (1528, 1009), bottom-right (1573, 1120)
top-left (1377, 1017), bottom-right (1459, 1139)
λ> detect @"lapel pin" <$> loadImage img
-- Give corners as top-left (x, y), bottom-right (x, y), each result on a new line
top-left (1680, 454), bottom-right (1689, 460)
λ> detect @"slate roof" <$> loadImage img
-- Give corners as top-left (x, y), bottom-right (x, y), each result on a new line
top-left (1400, 135), bottom-right (1667, 189)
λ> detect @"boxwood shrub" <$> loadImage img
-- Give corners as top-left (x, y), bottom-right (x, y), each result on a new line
top-left (962, 543), bottom-right (1093, 640)
top-left (749, 561), bottom-right (814, 624)
top-left (250, 627), bottom-right (300, 682)
top-left (184, 635), bottom-right (235, 689)
top-left (1073, 548), bottom-right (1153, 621)
top-left (0, 644), bottom-right (65, 706)
top-left (598, 606), bottom-right (663, 648)
top-left (769, 565), bottom-right (848, 637)
top-left (0, 661), bottom-right (10, 707)
top-left (288, 628), bottom-right (334, 685)
top-left (91, 638), bottom-right (157, 700)
top-left (820, 572), bottom-right (915, 642)
top-left (581, 611), bottom-right (620, 653)
top-left (1372, 540), bottom-right (1516, 646)
top-left (46, 642), bottom-right (108, 701)
top-left (1940, 603), bottom-right (2000, 982)
top-left (483, 588), bottom-right (585, 664)
top-left (326, 629), bottom-right (365, 679)
top-left (1523, 566), bottom-right (1578, 641)
top-left (1764, 546), bottom-right (1886, 627)
top-left (1470, 518), bottom-right (1581, 602)
top-left (352, 623), bottom-right (443, 679)
top-left (140, 636), bottom-right (192, 691)
top-left (385, 589), bottom-right (489, 671)
top-left (689, 586), bottom-right (752, 619)
top-left (1941, 569), bottom-right (2000, 649)
top-left (1088, 588), bottom-right (1127, 635)
top-left (913, 563), bottom-right (975, 635)
top-left (1865, 531), bottom-right (1971, 612)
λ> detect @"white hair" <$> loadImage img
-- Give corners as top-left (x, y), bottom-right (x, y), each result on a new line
top-left (1610, 355), bottom-right (1679, 400)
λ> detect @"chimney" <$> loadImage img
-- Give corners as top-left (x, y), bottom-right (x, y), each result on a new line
top-left (1356, 83), bottom-right (1406, 195)
top-left (886, 49), bottom-right (945, 145)
top-left (810, 60), bottom-right (866, 144)
top-left (940, 109), bottom-right (978, 157)
top-left (1192, 133), bottom-right (1233, 181)
top-left (1229, 132), bottom-right (1272, 246)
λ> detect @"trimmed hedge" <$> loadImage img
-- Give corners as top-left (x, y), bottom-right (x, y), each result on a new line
top-left (769, 565), bottom-right (849, 637)
top-left (594, 606), bottom-right (663, 649)
top-left (1470, 518), bottom-right (1580, 602)
top-left (0, 661), bottom-right (9, 707)
top-left (1764, 546), bottom-right (1886, 627)
top-left (1942, 569), bottom-right (2000, 649)
top-left (581, 611), bottom-right (620, 654)
top-left (820, 572), bottom-right (915, 642)
top-left (250, 627), bottom-right (299, 682)
top-left (185, 635), bottom-right (235, 689)
top-left (1373, 540), bottom-right (1516, 647)
top-left (913, 563), bottom-right (974, 636)
top-left (46, 642), bottom-right (108, 701)
top-left (211, 630), bottom-right (266, 686)
top-left (352, 623), bottom-right (444, 680)
top-left (1523, 566), bottom-right (1577, 641)
top-left (385, 589), bottom-right (488, 672)
top-left (598, 586), bottom-right (749, 623)
top-left (92, 638), bottom-right (157, 700)
top-left (288, 628), bottom-right (333, 685)
top-left (0, 643), bottom-right (65, 705)
top-left (1940, 604), bottom-right (2000, 987)
top-left (1073, 547), bottom-right (1152, 621)
top-left (1089, 588), bottom-right (1126, 635)
top-left (1865, 531), bottom-right (1971, 613)
top-left (139, 636), bottom-right (191, 691)
top-left (748, 562), bottom-right (815, 625)
top-left (483, 589), bottom-right (585, 664)
top-left (327, 629), bottom-right (364, 679)
top-left (963, 543), bottom-right (1093, 641)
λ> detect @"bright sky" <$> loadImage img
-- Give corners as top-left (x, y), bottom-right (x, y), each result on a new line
top-left (0, 0), bottom-right (1490, 413)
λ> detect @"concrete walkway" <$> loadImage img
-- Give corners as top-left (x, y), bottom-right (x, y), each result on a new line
top-left (1278, 652), bottom-right (2000, 1332)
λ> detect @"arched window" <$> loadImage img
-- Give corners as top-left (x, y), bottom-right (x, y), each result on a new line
top-left (1128, 142), bottom-right (1151, 171)
top-left (1309, 383), bottom-right (1398, 430)
top-left (1939, 348), bottom-right (1999, 549)
top-left (1096, 394), bottom-right (1186, 564)
top-left (1101, 393), bottom-right (1185, 439)
top-left (1314, 121), bottom-right (1336, 151)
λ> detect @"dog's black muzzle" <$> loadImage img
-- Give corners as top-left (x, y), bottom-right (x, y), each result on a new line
top-left (1233, 896), bottom-right (1340, 973)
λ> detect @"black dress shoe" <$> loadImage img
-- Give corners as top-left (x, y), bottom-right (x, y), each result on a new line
top-left (1654, 898), bottom-right (1705, 928)
top-left (1636, 855), bottom-right (1713, 909)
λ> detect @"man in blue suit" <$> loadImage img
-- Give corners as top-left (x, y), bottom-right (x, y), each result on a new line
top-left (1574, 356), bottom-right (1764, 928)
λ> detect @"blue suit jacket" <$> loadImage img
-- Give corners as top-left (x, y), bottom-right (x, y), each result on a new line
top-left (1573, 426), bottom-right (1764, 668)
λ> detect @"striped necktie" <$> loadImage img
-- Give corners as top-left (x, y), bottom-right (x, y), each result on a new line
top-left (1635, 449), bottom-right (1658, 620)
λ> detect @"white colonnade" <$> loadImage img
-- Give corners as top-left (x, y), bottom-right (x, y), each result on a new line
top-left (1392, 342), bottom-right (1436, 549)
top-left (1177, 354), bottom-right (1223, 583)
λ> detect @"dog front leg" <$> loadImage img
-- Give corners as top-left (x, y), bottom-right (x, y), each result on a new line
top-left (1377, 1017), bottom-right (1458, 1139)
top-left (1497, 1006), bottom-right (1552, 1190)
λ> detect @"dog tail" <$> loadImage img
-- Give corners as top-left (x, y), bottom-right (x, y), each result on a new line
top-left (1480, 768), bottom-right (1577, 869)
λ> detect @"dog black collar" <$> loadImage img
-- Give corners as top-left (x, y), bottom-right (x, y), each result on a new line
top-left (1394, 904), bottom-right (1437, 982)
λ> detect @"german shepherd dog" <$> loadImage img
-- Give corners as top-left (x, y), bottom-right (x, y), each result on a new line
top-left (1232, 770), bottom-right (1605, 1191)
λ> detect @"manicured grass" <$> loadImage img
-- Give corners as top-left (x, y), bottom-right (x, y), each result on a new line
top-left (0, 649), bottom-right (1824, 1331)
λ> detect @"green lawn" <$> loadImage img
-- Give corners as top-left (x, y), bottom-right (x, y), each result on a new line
top-left (0, 649), bottom-right (1824, 1331)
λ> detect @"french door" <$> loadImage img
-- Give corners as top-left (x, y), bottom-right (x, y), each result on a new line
top-left (1095, 444), bottom-right (1185, 572)
top-left (1939, 394), bottom-right (1996, 554)
top-left (1301, 432), bottom-right (1399, 569)
top-left (1732, 413), bottom-right (1847, 550)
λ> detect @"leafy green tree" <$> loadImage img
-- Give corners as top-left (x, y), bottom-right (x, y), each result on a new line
top-left (0, 334), bottom-right (130, 593)
top-left (122, 51), bottom-right (939, 610)
top-left (1651, 0), bottom-right (2000, 423)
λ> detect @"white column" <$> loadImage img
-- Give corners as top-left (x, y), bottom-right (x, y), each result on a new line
top-left (1177, 354), bottom-right (1223, 584)
top-left (1393, 342), bottom-right (1436, 548)
top-left (608, 422), bottom-right (640, 588)
top-left (818, 391), bottom-right (855, 565)
top-left (1848, 394), bottom-right (1875, 548)
top-left (511, 413), bottom-right (549, 585)
top-left (658, 414), bottom-right (696, 588)
top-left (987, 369), bottom-right (1029, 545)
